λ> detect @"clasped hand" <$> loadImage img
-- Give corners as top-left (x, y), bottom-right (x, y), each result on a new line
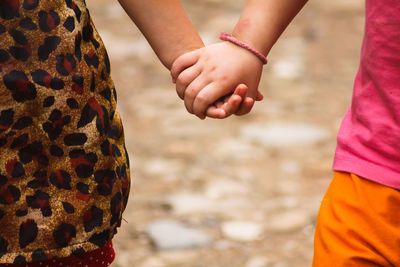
top-left (171, 41), bottom-right (264, 120)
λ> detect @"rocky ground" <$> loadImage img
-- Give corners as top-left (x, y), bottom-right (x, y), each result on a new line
top-left (86, 0), bottom-right (365, 266)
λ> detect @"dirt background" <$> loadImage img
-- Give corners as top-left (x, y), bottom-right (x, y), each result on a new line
top-left (85, 0), bottom-right (365, 266)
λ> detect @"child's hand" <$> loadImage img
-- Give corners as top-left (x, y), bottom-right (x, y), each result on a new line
top-left (171, 42), bottom-right (264, 119)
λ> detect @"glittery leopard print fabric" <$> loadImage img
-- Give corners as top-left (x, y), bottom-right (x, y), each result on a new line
top-left (0, 0), bottom-right (130, 264)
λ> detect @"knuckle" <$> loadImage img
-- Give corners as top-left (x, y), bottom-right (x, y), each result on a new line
top-left (220, 75), bottom-right (228, 82)
top-left (176, 75), bottom-right (190, 87)
top-left (217, 78), bottom-right (230, 88)
top-left (209, 65), bottom-right (216, 72)
top-left (185, 87), bottom-right (197, 99)
top-left (196, 93), bottom-right (208, 104)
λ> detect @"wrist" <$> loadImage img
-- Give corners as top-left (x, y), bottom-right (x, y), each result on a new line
top-left (219, 32), bottom-right (267, 65)
top-left (231, 26), bottom-right (274, 57)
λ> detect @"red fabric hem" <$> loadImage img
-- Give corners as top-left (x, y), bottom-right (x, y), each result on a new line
top-left (0, 241), bottom-right (115, 267)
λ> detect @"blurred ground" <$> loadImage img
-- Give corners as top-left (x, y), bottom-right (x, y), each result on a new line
top-left (86, 0), bottom-right (365, 266)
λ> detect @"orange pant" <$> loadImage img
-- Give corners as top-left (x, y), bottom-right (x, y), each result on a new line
top-left (313, 171), bottom-right (400, 267)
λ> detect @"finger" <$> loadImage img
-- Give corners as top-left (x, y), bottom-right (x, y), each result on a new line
top-left (215, 84), bottom-right (248, 116)
top-left (170, 50), bottom-right (201, 82)
top-left (232, 84), bottom-right (248, 99)
top-left (221, 94), bottom-right (243, 117)
top-left (214, 94), bottom-right (231, 109)
top-left (192, 82), bottom-right (229, 119)
top-left (175, 66), bottom-right (202, 100)
top-left (256, 90), bottom-right (264, 101)
top-left (206, 92), bottom-right (245, 119)
top-left (183, 74), bottom-right (209, 116)
top-left (235, 97), bottom-right (255, 116)
top-left (206, 105), bottom-right (226, 119)
top-left (200, 84), bottom-right (248, 118)
top-left (216, 99), bottom-right (225, 109)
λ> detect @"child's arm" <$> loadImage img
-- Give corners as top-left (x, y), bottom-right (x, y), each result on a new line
top-left (171, 0), bottom-right (308, 119)
top-left (117, 0), bottom-right (253, 117)
top-left (117, 0), bottom-right (203, 69)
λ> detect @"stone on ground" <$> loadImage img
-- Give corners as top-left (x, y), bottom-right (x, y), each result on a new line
top-left (221, 221), bottom-right (263, 242)
top-left (146, 219), bottom-right (212, 250)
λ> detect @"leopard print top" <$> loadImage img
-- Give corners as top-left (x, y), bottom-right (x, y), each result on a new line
top-left (0, 0), bottom-right (130, 264)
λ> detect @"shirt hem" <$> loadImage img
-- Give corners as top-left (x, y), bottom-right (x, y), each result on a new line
top-left (333, 152), bottom-right (400, 190)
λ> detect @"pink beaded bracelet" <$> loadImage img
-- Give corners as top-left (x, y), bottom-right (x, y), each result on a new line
top-left (219, 32), bottom-right (267, 65)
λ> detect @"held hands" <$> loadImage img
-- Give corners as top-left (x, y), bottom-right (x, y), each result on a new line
top-left (171, 41), bottom-right (264, 119)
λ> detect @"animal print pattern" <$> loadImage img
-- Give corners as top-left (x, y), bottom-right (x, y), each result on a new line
top-left (0, 0), bottom-right (130, 263)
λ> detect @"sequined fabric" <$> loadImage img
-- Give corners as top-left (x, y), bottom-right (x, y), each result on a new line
top-left (0, 0), bottom-right (130, 263)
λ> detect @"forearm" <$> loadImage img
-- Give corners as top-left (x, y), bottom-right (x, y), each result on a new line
top-left (118, 0), bottom-right (204, 69)
top-left (233, 0), bottom-right (308, 56)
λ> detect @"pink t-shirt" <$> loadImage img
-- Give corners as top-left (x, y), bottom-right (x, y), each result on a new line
top-left (333, 0), bottom-right (400, 189)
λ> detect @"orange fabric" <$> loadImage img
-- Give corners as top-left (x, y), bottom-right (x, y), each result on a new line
top-left (313, 171), bottom-right (400, 267)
